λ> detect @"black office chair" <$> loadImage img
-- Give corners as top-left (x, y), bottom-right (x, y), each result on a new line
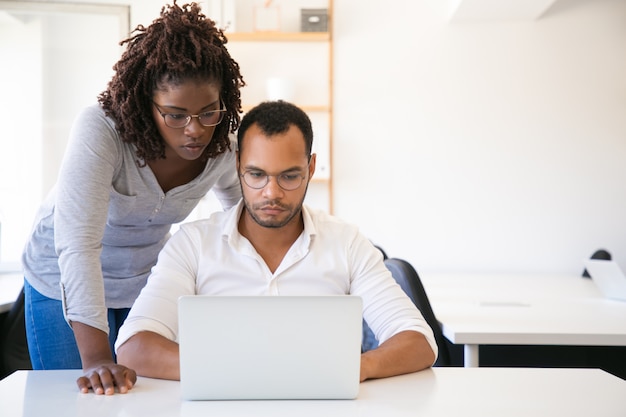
top-left (372, 244), bottom-right (388, 260)
top-left (0, 286), bottom-right (32, 379)
top-left (578, 248), bottom-right (626, 379)
top-left (582, 249), bottom-right (612, 278)
top-left (362, 257), bottom-right (451, 367)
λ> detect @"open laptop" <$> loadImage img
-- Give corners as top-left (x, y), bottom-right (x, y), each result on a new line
top-left (178, 295), bottom-right (363, 400)
top-left (583, 259), bottom-right (626, 302)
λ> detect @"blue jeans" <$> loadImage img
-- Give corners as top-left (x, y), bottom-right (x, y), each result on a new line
top-left (24, 279), bottom-right (130, 370)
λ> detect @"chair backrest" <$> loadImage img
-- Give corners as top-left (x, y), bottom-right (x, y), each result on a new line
top-left (0, 286), bottom-right (32, 379)
top-left (582, 249), bottom-right (612, 278)
top-left (362, 258), bottom-right (450, 367)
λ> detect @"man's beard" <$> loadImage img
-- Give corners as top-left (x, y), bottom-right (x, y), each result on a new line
top-left (242, 184), bottom-right (309, 229)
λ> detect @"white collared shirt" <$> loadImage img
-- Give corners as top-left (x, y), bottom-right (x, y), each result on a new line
top-left (115, 201), bottom-right (438, 359)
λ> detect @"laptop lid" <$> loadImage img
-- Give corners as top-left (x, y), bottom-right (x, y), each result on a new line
top-left (178, 295), bottom-right (363, 400)
top-left (583, 259), bottom-right (626, 302)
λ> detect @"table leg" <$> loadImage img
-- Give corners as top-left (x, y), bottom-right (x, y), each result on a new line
top-left (464, 344), bottom-right (479, 367)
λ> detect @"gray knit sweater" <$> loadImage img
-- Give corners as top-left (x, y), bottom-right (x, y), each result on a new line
top-left (22, 104), bottom-right (241, 333)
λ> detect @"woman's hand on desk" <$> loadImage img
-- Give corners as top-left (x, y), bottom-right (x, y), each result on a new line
top-left (77, 361), bottom-right (137, 395)
top-left (72, 321), bottom-right (137, 395)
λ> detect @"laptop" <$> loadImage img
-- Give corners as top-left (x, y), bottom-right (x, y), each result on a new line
top-left (583, 259), bottom-right (626, 302)
top-left (178, 295), bottom-right (363, 400)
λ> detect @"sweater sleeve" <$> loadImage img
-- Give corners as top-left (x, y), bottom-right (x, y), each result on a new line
top-left (56, 106), bottom-right (121, 334)
top-left (210, 136), bottom-right (242, 210)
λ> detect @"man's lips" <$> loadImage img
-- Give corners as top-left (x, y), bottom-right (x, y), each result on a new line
top-left (259, 205), bottom-right (286, 214)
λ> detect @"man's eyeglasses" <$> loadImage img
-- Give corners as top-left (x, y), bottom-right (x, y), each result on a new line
top-left (240, 170), bottom-right (306, 191)
top-left (153, 101), bottom-right (226, 128)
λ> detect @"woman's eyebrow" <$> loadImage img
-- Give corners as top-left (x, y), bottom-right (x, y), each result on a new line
top-left (156, 99), bottom-right (220, 112)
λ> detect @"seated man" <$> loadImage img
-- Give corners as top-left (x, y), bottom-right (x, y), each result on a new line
top-left (115, 101), bottom-right (437, 381)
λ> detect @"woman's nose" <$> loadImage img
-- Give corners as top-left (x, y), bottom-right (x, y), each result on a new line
top-left (183, 117), bottom-right (207, 137)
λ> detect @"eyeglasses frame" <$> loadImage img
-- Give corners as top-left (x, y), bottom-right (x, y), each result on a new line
top-left (239, 162), bottom-right (311, 191)
top-left (152, 100), bottom-right (226, 128)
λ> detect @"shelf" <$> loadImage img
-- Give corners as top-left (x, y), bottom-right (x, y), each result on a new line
top-left (222, 0), bottom-right (334, 212)
top-left (226, 32), bottom-right (330, 42)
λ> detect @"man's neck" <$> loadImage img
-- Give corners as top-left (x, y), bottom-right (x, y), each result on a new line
top-left (238, 210), bottom-right (304, 273)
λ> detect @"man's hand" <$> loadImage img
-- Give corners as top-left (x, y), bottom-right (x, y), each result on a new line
top-left (76, 361), bottom-right (137, 395)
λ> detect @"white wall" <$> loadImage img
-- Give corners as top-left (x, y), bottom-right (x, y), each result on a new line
top-left (0, 3), bottom-right (125, 264)
top-left (7, 0), bottom-right (625, 275)
top-left (333, 0), bottom-right (626, 275)
top-left (0, 12), bottom-right (42, 264)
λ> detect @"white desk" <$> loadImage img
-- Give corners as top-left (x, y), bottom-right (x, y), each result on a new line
top-left (420, 273), bottom-right (626, 367)
top-left (0, 271), bottom-right (23, 314)
top-left (0, 368), bottom-right (625, 416)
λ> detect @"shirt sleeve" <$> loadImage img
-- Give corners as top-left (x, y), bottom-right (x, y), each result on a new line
top-left (55, 106), bottom-right (121, 333)
top-left (115, 224), bottom-right (199, 351)
top-left (348, 234), bottom-right (439, 362)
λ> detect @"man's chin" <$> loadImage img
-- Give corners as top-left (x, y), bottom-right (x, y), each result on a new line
top-left (245, 201), bottom-right (303, 229)
top-left (255, 216), bottom-right (290, 228)
top-left (260, 222), bottom-right (286, 229)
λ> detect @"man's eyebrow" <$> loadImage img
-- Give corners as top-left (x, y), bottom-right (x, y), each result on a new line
top-left (243, 165), bottom-right (305, 173)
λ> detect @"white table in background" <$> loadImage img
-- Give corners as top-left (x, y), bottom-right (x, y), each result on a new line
top-left (420, 273), bottom-right (626, 367)
top-left (1, 368), bottom-right (625, 417)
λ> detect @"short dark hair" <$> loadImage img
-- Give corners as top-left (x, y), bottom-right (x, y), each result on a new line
top-left (98, 1), bottom-right (245, 165)
top-left (237, 101), bottom-right (313, 157)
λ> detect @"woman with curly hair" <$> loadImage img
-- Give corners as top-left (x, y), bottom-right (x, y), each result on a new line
top-left (21, 1), bottom-right (244, 394)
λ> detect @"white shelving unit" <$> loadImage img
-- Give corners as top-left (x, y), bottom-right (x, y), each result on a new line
top-left (212, 0), bottom-right (334, 213)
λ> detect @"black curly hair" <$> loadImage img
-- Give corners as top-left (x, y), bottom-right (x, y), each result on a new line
top-left (97, 1), bottom-right (245, 166)
top-left (237, 100), bottom-right (313, 158)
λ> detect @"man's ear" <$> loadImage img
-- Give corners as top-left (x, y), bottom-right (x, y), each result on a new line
top-left (308, 153), bottom-right (317, 180)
